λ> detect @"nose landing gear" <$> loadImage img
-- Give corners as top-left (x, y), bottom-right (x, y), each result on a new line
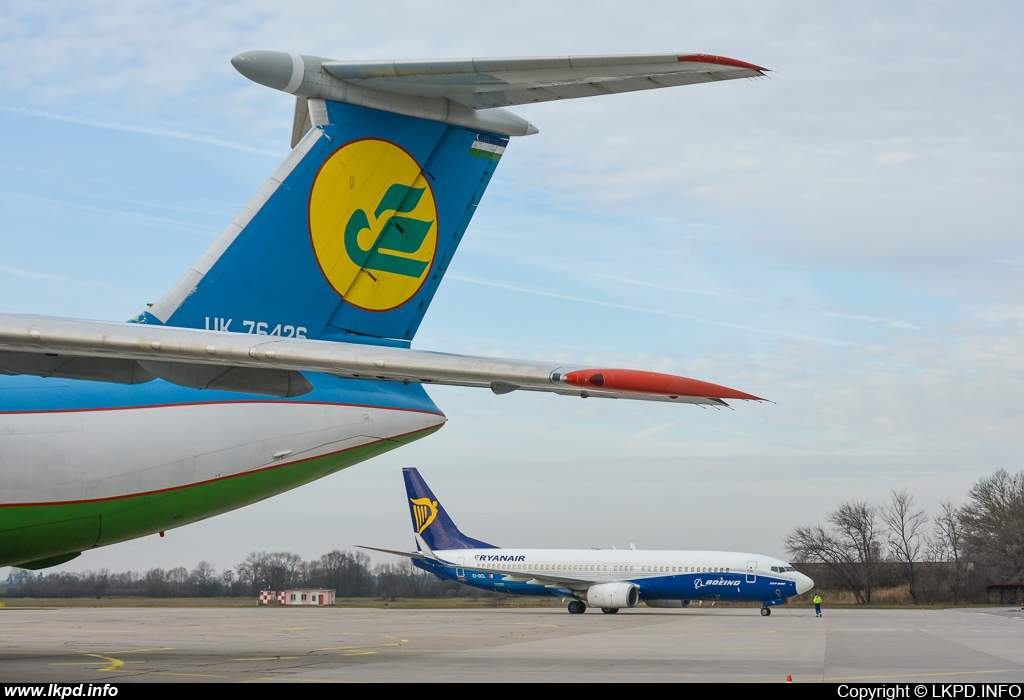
top-left (567, 600), bottom-right (587, 614)
top-left (760, 607), bottom-right (771, 616)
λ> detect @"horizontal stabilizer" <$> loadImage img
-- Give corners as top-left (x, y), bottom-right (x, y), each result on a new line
top-left (355, 545), bottom-right (427, 562)
top-left (321, 53), bottom-right (768, 109)
top-left (0, 314), bottom-right (764, 405)
top-left (232, 51), bottom-right (767, 137)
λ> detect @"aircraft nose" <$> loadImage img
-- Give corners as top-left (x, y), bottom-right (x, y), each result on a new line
top-left (795, 572), bottom-right (814, 595)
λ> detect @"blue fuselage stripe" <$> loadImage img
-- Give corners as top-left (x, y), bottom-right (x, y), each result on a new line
top-left (414, 560), bottom-right (800, 603)
top-left (0, 373), bottom-right (442, 415)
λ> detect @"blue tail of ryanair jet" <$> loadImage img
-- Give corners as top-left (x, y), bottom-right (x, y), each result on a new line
top-left (142, 100), bottom-right (507, 345)
top-left (404, 468), bottom-right (496, 551)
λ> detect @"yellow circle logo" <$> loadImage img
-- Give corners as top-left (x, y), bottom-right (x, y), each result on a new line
top-left (309, 139), bottom-right (438, 311)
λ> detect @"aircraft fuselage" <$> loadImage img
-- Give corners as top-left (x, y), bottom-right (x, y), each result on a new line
top-left (416, 548), bottom-right (809, 607)
top-left (0, 373), bottom-right (445, 568)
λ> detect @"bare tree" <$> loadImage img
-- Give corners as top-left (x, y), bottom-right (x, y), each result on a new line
top-left (309, 550), bottom-right (374, 597)
top-left (166, 566), bottom-right (189, 596)
top-left (880, 489), bottom-right (928, 602)
top-left (961, 469), bottom-right (1024, 581)
top-left (786, 500), bottom-right (883, 603)
top-left (930, 499), bottom-right (972, 603)
top-left (190, 561), bottom-right (220, 596)
top-left (236, 552), bottom-right (268, 595)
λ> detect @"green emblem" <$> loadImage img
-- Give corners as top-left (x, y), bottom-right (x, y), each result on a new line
top-left (344, 184), bottom-right (434, 278)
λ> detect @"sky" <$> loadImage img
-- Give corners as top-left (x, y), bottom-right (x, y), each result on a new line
top-left (1, 1), bottom-right (1023, 578)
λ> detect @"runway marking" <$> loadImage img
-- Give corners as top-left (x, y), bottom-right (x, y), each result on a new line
top-left (101, 647), bottom-right (173, 654)
top-left (51, 661), bottom-right (145, 666)
top-left (233, 656), bottom-right (299, 661)
top-left (82, 653), bottom-right (123, 672)
top-left (343, 651), bottom-right (377, 656)
top-left (279, 627), bottom-right (313, 631)
top-left (760, 670), bottom-right (1008, 683)
top-left (128, 670), bottom-right (353, 682)
top-left (515, 622), bottom-right (559, 628)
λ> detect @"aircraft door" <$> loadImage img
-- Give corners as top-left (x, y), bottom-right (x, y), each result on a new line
top-left (746, 560), bottom-right (757, 583)
top-left (456, 557), bottom-right (466, 581)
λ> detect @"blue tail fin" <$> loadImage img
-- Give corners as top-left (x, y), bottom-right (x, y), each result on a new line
top-left (403, 468), bottom-right (496, 550)
top-left (143, 100), bottom-right (507, 344)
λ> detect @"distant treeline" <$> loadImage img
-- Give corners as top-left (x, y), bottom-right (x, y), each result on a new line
top-left (786, 469), bottom-right (1024, 604)
top-left (0, 550), bottom-right (480, 601)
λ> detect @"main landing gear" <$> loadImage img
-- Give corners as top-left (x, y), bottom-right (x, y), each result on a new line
top-left (760, 607), bottom-right (771, 616)
top-left (601, 608), bottom-right (619, 614)
top-left (567, 600), bottom-right (587, 614)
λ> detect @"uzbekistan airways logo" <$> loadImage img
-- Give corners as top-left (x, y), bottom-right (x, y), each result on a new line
top-left (308, 139), bottom-right (438, 311)
top-left (410, 497), bottom-right (439, 534)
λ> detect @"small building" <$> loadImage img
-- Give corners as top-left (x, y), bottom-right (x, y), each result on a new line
top-left (985, 583), bottom-right (1023, 605)
top-left (259, 589), bottom-right (336, 606)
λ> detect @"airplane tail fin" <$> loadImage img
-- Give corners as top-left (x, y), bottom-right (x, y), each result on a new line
top-left (144, 51), bottom-right (767, 346)
top-left (142, 99), bottom-right (507, 344)
top-left (403, 467), bottom-right (496, 550)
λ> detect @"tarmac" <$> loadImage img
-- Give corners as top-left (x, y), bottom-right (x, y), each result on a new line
top-left (1, 605), bottom-right (1023, 683)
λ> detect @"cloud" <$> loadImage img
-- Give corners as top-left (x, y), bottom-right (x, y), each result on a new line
top-left (449, 273), bottom-right (853, 346)
top-left (0, 106), bottom-right (281, 156)
top-left (0, 264), bottom-right (119, 289)
top-left (0, 190), bottom-right (220, 237)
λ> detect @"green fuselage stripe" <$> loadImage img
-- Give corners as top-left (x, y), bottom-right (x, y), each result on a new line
top-left (0, 425), bottom-right (440, 567)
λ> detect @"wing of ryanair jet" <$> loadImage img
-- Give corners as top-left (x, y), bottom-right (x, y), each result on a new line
top-left (471, 567), bottom-right (594, 594)
top-left (357, 542), bottom-right (596, 594)
top-left (0, 314), bottom-right (761, 405)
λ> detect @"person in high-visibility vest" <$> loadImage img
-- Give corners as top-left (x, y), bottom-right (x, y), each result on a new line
top-left (813, 594), bottom-right (822, 617)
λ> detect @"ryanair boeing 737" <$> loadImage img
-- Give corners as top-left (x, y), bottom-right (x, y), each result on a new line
top-left (0, 51), bottom-right (767, 570)
top-left (362, 469), bottom-right (814, 615)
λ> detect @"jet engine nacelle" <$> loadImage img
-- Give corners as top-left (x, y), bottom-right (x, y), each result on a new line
top-left (644, 599), bottom-right (692, 608)
top-left (586, 582), bottom-right (640, 609)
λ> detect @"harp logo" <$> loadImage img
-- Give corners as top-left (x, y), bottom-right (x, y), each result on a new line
top-left (309, 139), bottom-right (438, 311)
top-left (410, 497), bottom-right (439, 534)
